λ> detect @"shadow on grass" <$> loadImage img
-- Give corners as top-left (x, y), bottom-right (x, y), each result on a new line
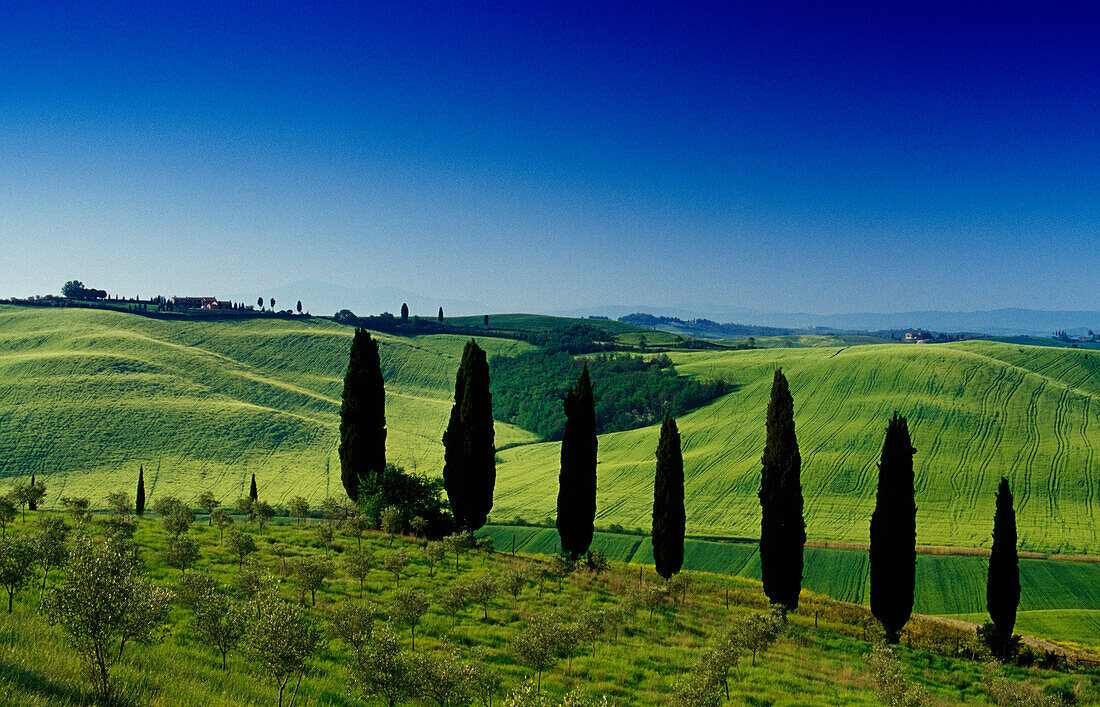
top-left (0, 658), bottom-right (89, 704)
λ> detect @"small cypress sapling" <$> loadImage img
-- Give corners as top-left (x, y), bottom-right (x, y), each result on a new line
top-left (249, 473), bottom-right (258, 502)
top-left (136, 466), bottom-right (145, 516)
top-left (28, 475), bottom-right (37, 512)
top-left (652, 412), bottom-right (685, 580)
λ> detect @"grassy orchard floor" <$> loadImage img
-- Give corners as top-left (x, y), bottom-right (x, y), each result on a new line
top-left (3, 513), bottom-right (1093, 705)
top-left (482, 526), bottom-right (1100, 650)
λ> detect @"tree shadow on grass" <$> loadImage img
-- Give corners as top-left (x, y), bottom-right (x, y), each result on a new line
top-left (0, 658), bottom-right (89, 704)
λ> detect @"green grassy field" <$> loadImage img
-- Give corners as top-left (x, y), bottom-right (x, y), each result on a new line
top-left (481, 526), bottom-right (1100, 649)
top-left (3, 306), bottom-right (1099, 555)
top-left (3, 511), bottom-right (1091, 705)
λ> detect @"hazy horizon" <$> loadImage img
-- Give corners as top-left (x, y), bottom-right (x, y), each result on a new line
top-left (2, 4), bottom-right (1097, 314)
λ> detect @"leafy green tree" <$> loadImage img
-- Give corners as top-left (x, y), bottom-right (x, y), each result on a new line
top-left (390, 588), bottom-right (429, 649)
top-left (164, 536), bottom-right (201, 570)
top-left (235, 559), bottom-right (277, 606)
top-left (289, 556), bottom-right (334, 607)
top-left (339, 328), bottom-right (387, 502)
top-left (289, 496), bottom-right (310, 527)
top-left (28, 474), bottom-right (39, 511)
top-left (40, 535), bottom-right (172, 701)
top-left (502, 567), bottom-right (528, 607)
top-left (61, 496), bottom-right (92, 525)
top-left (511, 613), bottom-right (564, 694)
top-left (381, 505), bottom-right (403, 547)
top-left (226, 529), bottom-right (258, 569)
top-left (163, 505), bottom-right (195, 539)
top-left (106, 490), bottom-right (132, 515)
top-left (0, 536), bottom-right (35, 612)
top-left (331, 601), bottom-right (376, 660)
top-left (345, 547), bottom-right (376, 598)
top-left (736, 607), bottom-right (786, 666)
top-left (443, 532), bottom-right (470, 571)
top-left (270, 297), bottom-right (276, 310)
top-left (257, 296), bottom-right (264, 310)
top-left (467, 573), bottom-right (498, 620)
top-left (12, 479), bottom-right (46, 522)
top-left (192, 594), bottom-right (250, 669)
top-left (244, 597), bottom-right (322, 707)
top-left (443, 339), bottom-right (496, 530)
top-left (384, 549), bottom-right (410, 588)
top-left (870, 412), bottom-right (918, 644)
top-left (211, 508), bottom-right (233, 540)
top-left (413, 648), bottom-right (479, 706)
top-left (349, 623), bottom-right (420, 706)
top-left (557, 364), bottom-right (597, 558)
top-left (0, 496), bottom-right (15, 537)
top-left (136, 466), bottom-right (146, 516)
top-left (176, 571), bottom-right (218, 610)
top-left (424, 541), bottom-right (447, 578)
top-left (196, 491), bottom-right (220, 521)
top-left (440, 580), bottom-right (469, 630)
top-left (313, 523), bottom-right (335, 556)
top-left (758, 369), bottom-right (805, 610)
top-left (102, 514), bottom-right (137, 542)
top-left (652, 412), bottom-right (685, 580)
top-left (987, 477), bottom-right (1021, 661)
top-left (296, 300), bottom-right (303, 314)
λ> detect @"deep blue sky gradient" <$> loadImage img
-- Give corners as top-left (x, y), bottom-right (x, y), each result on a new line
top-left (1, 2), bottom-right (1097, 314)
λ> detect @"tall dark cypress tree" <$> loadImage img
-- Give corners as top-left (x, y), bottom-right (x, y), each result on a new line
top-left (136, 466), bottom-right (145, 516)
top-left (759, 368), bottom-right (806, 610)
top-left (438, 307), bottom-right (444, 323)
top-left (339, 328), bottom-right (387, 502)
top-left (870, 412), bottom-right (918, 644)
top-left (250, 473), bottom-right (258, 501)
top-left (557, 364), bottom-right (597, 558)
top-left (988, 477), bottom-right (1020, 654)
top-left (442, 340), bottom-right (496, 530)
top-left (652, 413), bottom-right (685, 580)
top-left (28, 474), bottom-right (37, 512)
top-left (400, 303), bottom-right (409, 322)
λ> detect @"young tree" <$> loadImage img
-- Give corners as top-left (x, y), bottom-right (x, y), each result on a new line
top-left (442, 339), bottom-right (496, 530)
top-left (296, 300), bottom-right (303, 315)
top-left (349, 623), bottom-right (420, 706)
top-left (226, 530), bottom-right (258, 569)
top-left (380, 505), bottom-right (403, 547)
top-left (467, 573), bottom-right (498, 621)
top-left (758, 369), bottom-right (806, 610)
top-left (557, 364), bottom-right (597, 558)
top-left (511, 613), bottom-right (564, 694)
top-left (0, 496), bottom-right (15, 537)
top-left (28, 474), bottom-right (40, 511)
top-left (987, 477), bottom-right (1021, 661)
top-left (106, 490), bottom-right (132, 515)
top-left (164, 536), bottom-right (201, 571)
top-left (196, 491), bottom-right (220, 521)
top-left (339, 328), bottom-right (387, 502)
top-left (412, 648), bottom-right (479, 707)
top-left (736, 607), bottom-right (786, 666)
top-left (289, 556), bottom-right (334, 607)
top-left (0, 536), bottom-right (35, 612)
top-left (345, 547), bottom-right (376, 598)
top-left (270, 297), bottom-right (276, 310)
top-left (12, 479), bottom-right (46, 522)
top-left (389, 588), bottom-right (429, 649)
top-left (192, 594), bottom-right (250, 669)
top-left (136, 465), bottom-right (146, 516)
top-left (176, 571), bottom-right (218, 610)
top-left (424, 541), bottom-right (447, 578)
top-left (652, 412), bottom-right (685, 580)
top-left (244, 598), bottom-right (322, 707)
top-left (443, 532), bottom-right (469, 571)
top-left (102, 514), bottom-right (137, 543)
top-left (258, 296), bottom-right (264, 310)
top-left (313, 524), bottom-right (335, 556)
top-left (502, 567), bottom-right (528, 608)
top-left (384, 549), bottom-right (410, 588)
top-left (61, 496), bottom-right (92, 525)
top-left (250, 473), bottom-right (258, 501)
top-left (289, 496), bottom-right (310, 527)
top-left (330, 601), bottom-right (375, 659)
top-left (870, 412), bottom-right (918, 644)
top-left (440, 581), bottom-right (469, 630)
top-left (40, 535), bottom-right (172, 702)
top-left (211, 508), bottom-right (233, 540)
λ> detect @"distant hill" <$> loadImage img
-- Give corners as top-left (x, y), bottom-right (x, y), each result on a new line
top-left (2, 305), bottom-right (1099, 553)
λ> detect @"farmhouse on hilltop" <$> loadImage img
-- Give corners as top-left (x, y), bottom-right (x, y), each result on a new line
top-left (904, 329), bottom-right (932, 343)
top-left (170, 296), bottom-right (230, 310)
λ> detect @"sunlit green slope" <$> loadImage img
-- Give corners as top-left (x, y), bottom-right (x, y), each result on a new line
top-left (493, 342), bottom-right (1100, 553)
top-left (0, 306), bottom-right (534, 505)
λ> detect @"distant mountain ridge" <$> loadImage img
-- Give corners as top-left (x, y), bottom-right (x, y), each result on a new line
top-left (559, 306), bottom-right (1100, 337)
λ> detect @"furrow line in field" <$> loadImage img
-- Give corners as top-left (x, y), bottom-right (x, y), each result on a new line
top-left (1017, 381), bottom-right (1047, 517)
top-left (1048, 387), bottom-right (1071, 520)
top-left (1081, 399), bottom-right (1096, 519)
top-left (965, 362), bottom-right (1010, 511)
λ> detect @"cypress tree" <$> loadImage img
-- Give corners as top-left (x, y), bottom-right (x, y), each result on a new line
top-left (338, 328), bottom-right (387, 502)
top-left (28, 475), bottom-right (37, 512)
top-left (400, 303), bottom-right (409, 322)
top-left (759, 368), bottom-right (805, 611)
top-left (438, 307), bottom-right (444, 323)
top-left (442, 340), bottom-right (496, 530)
top-left (136, 466), bottom-right (145, 516)
top-left (250, 473), bottom-right (258, 501)
top-left (870, 412), bottom-right (917, 644)
top-left (652, 412), bottom-right (685, 580)
top-left (988, 477), bottom-right (1020, 655)
top-left (557, 363), bottom-right (597, 558)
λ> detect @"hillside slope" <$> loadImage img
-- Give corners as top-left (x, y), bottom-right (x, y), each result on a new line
top-left (2, 306), bottom-right (1099, 553)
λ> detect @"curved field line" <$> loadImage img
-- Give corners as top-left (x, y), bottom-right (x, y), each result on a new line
top-left (1048, 387), bottom-right (1072, 520)
top-left (1081, 399), bottom-right (1097, 520)
top-left (1014, 381), bottom-right (1047, 518)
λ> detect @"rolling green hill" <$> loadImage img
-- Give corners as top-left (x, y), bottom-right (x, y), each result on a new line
top-left (2, 305), bottom-right (1099, 556)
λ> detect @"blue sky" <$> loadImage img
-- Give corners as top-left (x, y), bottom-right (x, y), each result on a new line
top-left (1, 2), bottom-right (1097, 315)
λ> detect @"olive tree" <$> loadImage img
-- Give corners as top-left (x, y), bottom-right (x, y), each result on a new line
top-left (511, 613), bottom-right (565, 694)
top-left (195, 490), bottom-right (220, 522)
top-left (389, 588), bottom-right (429, 649)
top-left (176, 571), bottom-right (219, 610)
top-left (289, 555), bottom-right (334, 607)
top-left (425, 541), bottom-right (447, 578)
top-left (343, 512), bottom-right (371, 550)
top-left (289, 496), bottom-right (310, 527)
top-left (381, 505), bottom-right (403, 547)
top-left (192, 594), bottom-right (250, 669)
top-left (501, 567), bottom-right (527, 607)
top-left (33, 514), bottom-right (69, 589)
top-left (0, 495), bottom-right (15, 537)
top-left (164, 535), bottom-right (201, 571)
top-left (226, 529), bottom-right (258, 569)
top-left (61, 496), bottom-right (92, 525)
top-left (349, 623), bottom-right (420, 706)
top-left (106, 490), bottom-right (132, 515)
top-left (244, 597), bottom-right (322, 707)
top-left (440, 580), bottom-right (469, 630)
top-left (384, 549), bottom-right (410, 588)
top-left (0, 535), bottom-right (35, 613)
top-left (467, 573), bottom-right (498, 621)
top-left (413, 648), bottom-right (478, 706)
top-left (330, 601), bottom-right (376, 658)
top-left (345, 546), bottom-right (376, 598)
top-left (40, 535), bottom-right (172, 702)
top-left (211, 508), bottom-right (233, 540)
